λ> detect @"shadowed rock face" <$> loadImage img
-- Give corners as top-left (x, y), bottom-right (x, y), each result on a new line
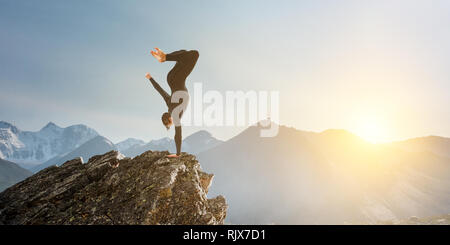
top-left (0, 151), bottom-right (227, 225)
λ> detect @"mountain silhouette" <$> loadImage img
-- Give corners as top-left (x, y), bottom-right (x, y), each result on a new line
top-left (120, 130), bottom-right (223, 158)
top-left (0, 158), bottom-right (32, 192)
top-left (198, 123), bottom-right (450, 224)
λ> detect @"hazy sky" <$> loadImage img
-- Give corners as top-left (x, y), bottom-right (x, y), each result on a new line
top-left (1, 0), bottom-right (449, 143)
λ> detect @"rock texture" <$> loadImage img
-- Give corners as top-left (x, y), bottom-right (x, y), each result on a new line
top-left (0, 151), bottom-right (227, 225)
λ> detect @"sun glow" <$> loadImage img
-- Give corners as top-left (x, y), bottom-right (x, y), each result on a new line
top-left (354, 116), bottom-right (390, 144)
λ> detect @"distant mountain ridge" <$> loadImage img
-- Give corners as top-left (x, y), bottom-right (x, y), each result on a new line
top-left (115, 138), bottom-right (145, 152)
top-left (0, 121), bottom-right (99, 168)
top-left (0, 120), bottom-right (223, 173)
top-left (198, 123), bottom-right (450, 224)
top-left (120, 130), bottom-right (223, 158)
top-left (387, 136), bottom-right (450, 158)
top-left (1, 119), bottom-right (450, 224)
top-left (31, 136), bottom-right (118, 173)
top-left (0, 158), bottom-right (32, 192)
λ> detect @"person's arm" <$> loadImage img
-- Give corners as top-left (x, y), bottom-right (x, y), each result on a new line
top-left (148, 76), bottom-right (170, 106)
top-left (174, 126), bottom-right (182, 156)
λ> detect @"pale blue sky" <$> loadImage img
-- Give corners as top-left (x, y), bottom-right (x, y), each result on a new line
top-left (1, 0), bottom-right (449, 143)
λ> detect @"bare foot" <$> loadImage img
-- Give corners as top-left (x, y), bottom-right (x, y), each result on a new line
top-left (150, 47), bottom-right (166, 63)
top-left (167, 154), bottom-right (180, 158)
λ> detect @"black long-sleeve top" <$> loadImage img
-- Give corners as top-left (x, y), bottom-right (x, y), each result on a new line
top-left (148, 50), bottom-right (199, 156)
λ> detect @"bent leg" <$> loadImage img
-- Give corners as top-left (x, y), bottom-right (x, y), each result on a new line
top-left (166, 50), bottom-right (199, 91)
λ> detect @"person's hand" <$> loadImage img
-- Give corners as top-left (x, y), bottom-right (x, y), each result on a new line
top-left (151, 47), bottom-right (166, 63)
top-left (167, 154), bottom-right (180, 158)
top-left (145, 72), bottom-right (151, 80)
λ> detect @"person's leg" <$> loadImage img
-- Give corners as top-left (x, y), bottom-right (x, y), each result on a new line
top-left (166, 50), bottom-right (199, 92)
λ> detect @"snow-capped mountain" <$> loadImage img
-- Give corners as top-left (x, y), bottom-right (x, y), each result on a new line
top-left (115, 138), bottom-right (145, 152)
top-left (0, 121), bottom-right (99, 168)
top-left (0, 122), bottom-right (23, 160)
top-left (0, 121), bottom-right (222, 169)
top-left (31, 135), bottom-right (117, 173)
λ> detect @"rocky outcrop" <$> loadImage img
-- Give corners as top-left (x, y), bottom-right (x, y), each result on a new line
top-left (0, 151), bottom-right (227, 225)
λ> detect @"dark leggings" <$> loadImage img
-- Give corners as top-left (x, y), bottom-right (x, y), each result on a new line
top-left (166, 50), bottom-right (199, 92)
top-left (165, 50), bottom-right (199, 155)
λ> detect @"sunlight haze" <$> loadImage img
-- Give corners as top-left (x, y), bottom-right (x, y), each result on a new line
top-left (0, 0), bottom-right (449, 143)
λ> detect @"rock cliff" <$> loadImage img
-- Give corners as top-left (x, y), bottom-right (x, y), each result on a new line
top-left (0, 151), bottom-right (227, 225)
